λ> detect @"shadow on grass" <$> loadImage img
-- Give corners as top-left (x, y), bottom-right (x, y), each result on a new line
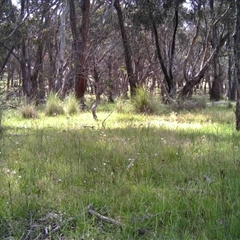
top-left (1, 122), bottom-right (240, 239)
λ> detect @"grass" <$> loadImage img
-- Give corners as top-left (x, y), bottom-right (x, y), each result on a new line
top-left (0, 102), bottom-right (240, 239)
top-left (44, 92), bottom-right (65, 116)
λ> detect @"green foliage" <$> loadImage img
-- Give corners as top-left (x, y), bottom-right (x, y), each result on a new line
top-left (131, 87), bottom-right (156, 114)
top-left (64, 92), bottom-right (79, 115)
top-left (44, 92), bottom-right (64, 116)
top-left (1, 105), bottom-right (240, 239)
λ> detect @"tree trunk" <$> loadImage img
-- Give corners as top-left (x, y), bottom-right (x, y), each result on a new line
top-left (56, 0), bottom-right (69, 94)
top-left (69, 0), bottom-right (82, 102)
top-left (107, 55), bottom-right (114, 103)
top-left (234, 0), bottom-right (240, 130)
top-left (227, 29), bottom-right (235, 101)
top-left (75, 0), bottom-right (90, 107)
top-left (209, 0), bottom-right (222, 101)
top-left (114, 0), bottom-right (137, 96)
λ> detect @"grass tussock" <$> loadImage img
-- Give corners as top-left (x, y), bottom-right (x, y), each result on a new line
top-left (132, 87), bottom-right (156, 114)
top-left (64, 92), bottom-right (79, 115)
top-left (20, 104), bottom-right (38, 119)
top-left (44, 92), bottom-right (64, 116)
top-left (115, 88), bottom-right (157, 115)
top-left (0, 102), bottom-right (239, 239)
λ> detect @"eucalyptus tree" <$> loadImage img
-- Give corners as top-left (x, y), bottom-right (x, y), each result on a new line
top-left (130, 0), bottom-right (185, 98)
top-left (88, 1), bottom-right (121, 99)
top-left (113, 0), bottom-right (138, 96)
top-left (208, 0), bottom-right (235, 101)
top-left (68, 0), bottom-right (90, 108)
top-left (19, 0), bottom-right (61, 102)
top-left (0, 0), bottom-right (19, 81)
top-left (129, 0), bottom-right (232, 102)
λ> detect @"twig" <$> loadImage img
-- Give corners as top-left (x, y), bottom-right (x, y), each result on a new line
top-left (83, 125), bottom-right (95, 129)
top-left (33, 232), bottom-right (42, 240)
top-left (87, 204), bottom-right (124, 226)
top-left (102, 111), bottom-right (113, 129)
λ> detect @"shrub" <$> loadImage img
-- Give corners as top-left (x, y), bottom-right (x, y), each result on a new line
top-left (45, 93), bottom-right (64, 116)
top-left (131, 87), bottom-right (156, 114)
top-left (64, 93), bottom-right (79, 115)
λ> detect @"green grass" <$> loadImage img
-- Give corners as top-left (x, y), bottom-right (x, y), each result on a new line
top-left (0, 103), bottom-right (240, 239)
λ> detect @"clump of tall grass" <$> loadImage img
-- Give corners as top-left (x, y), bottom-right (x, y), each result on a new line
top-left (115, 97), bottom-right (133, 113)
top-left (44, 92), bottom-right (64, 116)
top-left (20, 104), bottom-right (38, 119)
top-left (131, 87), bottom-right (156, 114)
top-left (64, 93), bottom-right (79, 115)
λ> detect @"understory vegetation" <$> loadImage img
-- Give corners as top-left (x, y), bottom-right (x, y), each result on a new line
top-left (0, 96), bottom-right (240, 239)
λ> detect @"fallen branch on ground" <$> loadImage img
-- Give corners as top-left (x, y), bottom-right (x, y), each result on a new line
top-left (87, 204), bottom-right (124, 226)
top-left (102, 111), bottom-right (114, 129)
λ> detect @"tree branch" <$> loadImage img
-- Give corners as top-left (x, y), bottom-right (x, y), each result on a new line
top-left (87, 204), bottom-right (124, 226)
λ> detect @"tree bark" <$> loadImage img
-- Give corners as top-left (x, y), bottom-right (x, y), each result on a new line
top-left (234, 0), bottom-right (240, 130)
top-left (68, 0), bottom-right (88, 107)
top-left (69, 0), bottom-right (90, 107)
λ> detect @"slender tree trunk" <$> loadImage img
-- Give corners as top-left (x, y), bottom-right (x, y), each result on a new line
top-left (168, 7), bottom-right (179, 95)
top-left (234, 0), bottom-right (240, 130)
top-left (114, 0), bottom-right (137, 96)
top-left (227, 28), bottom-right (235, 101)
top-left (68, 0), bottom-right (81, 98)
top-left (56, 0), bottom-right (69, 94)
top-left (151, 18), bottom-right (172, 93)
top-left (107, 55), bottom-right (114, 103)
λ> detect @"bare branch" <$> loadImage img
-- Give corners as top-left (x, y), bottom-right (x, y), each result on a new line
top-left (87, 204), bottom-right (124, 226)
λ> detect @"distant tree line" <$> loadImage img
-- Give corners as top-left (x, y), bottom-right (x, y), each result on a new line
top-left (1, 0), bottom-right (240, 113)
